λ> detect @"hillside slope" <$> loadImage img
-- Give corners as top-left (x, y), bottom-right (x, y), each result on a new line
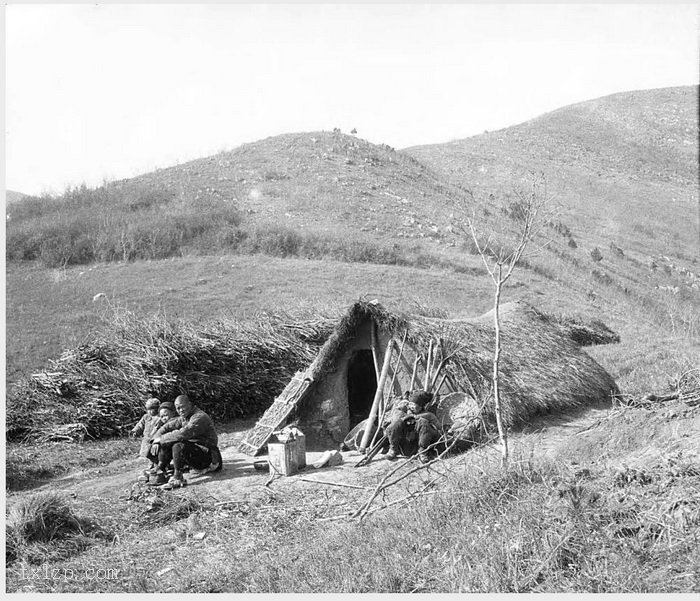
top-left (405, 86), bottom-right (699, 259)
top-left (112, 131), bottom-right (462, 245)
top-left (7, 87), bottom-right (700, 385)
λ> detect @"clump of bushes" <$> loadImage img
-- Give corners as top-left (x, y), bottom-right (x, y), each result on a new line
top-left (227, 225), bottom-right (469, 272)
top-left (6, 185), bottom-right (242, 267)
top-left (6, 183), bottom-right (470, 273)
top-left (591, 268), bottom-right (614, 286)
top-left (609, 242), bottom-right (625, 258)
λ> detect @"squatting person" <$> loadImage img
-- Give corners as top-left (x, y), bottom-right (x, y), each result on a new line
top-left (148, 394), bottom-right (222, 489)
top-left (139, 401), bottom-right (178, 482)
top-left (384, 389), bottom-right (441, 463)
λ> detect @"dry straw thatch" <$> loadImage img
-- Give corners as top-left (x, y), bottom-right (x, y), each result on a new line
top-left (7, 301), bottom-right (618, 444)
top-left (310, 300), bottom-right (619, 433)
top-left (244, 300), bottom-right (620, 453)
top-left (436, 302), bottom-right (620, 430)
top-left (7, 307), bottom-right (334, 442)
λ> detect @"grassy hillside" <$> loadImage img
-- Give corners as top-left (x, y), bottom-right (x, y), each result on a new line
top-left (5, 252), bottom-right (575, 384)
top-left (405, 86), bottom-right (700, 347)
top-left (5, 131), bottom-right (464, 269)
top-left (405, 86), bottom-right (699, 260)
top-left (7, 86), bottom-right (700, 385)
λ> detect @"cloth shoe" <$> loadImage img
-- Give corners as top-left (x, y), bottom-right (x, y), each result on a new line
top-left (137, 467), bottom-right (156, 483)
top-left (417, 447), bottom-right (435, 464)
top-left (163, 475), bottom-right (187, 490)
top-left (147, 471), bottom-right (168, 486)
top-left (386, 447), bottom-right (398, 460)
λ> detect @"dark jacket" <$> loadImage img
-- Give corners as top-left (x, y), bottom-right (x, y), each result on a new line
top-left (154, 407), bottom-right (218, 450)
top-left (387, 399), bottom-right (440, 432)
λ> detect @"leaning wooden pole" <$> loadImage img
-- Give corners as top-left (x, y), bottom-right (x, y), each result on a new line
top-left (369, 321), bottom-right (381, 383)
top-left (370, 321), bottom-right (385, 419)
top-left (358, 340), bottom-right (395, 453)
top-left (409, 356), bottom-right (420, 390)
top-left (433, 373), bottom-right (448, 395)
top-left (370, 331), bottom-right (408, 448)
top-left (425, 340), bottom-right (434, 390)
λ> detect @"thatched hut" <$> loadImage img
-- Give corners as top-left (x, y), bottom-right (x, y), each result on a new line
top-left (239, 300), bottom-right (619, 455)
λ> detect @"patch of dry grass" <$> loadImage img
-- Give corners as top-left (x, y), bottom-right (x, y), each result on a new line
top-left (6, 492), bottom-right (114, 568)
top-left (7, 427), bottom-right (699, 593)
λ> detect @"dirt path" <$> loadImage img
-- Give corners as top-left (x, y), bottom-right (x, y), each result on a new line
top-left (15, 403), bottom-right (619, 510)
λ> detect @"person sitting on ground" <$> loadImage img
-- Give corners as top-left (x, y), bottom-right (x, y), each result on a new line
top-left (130, 397), bottom-right (161, 461)
top-left (139, 401), bottom-right (178, 482)
top-left (148, 394), bottom-right (222, 489)
top-left (384, 389), bottom-right (441, 463)
top-left (158, 401), bottom-right (177, 423)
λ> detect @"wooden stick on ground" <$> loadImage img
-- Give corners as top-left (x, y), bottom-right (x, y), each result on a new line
top-left (354, 434), bottom-right (388, 468)
top-left (298, 477), bottom-right (368, 490)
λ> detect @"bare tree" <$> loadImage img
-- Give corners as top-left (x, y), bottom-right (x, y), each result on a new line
top-left (459, 172), bottom-right (551, 467)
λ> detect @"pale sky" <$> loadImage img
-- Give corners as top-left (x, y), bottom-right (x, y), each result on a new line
top-left (5, 3), bottom-right (699, 196)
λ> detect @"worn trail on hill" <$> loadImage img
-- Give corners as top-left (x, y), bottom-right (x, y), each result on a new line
top-left (25, 405), bottom-right (617, 506)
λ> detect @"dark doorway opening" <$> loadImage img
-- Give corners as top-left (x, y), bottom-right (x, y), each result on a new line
top-left (347, 350), bottom-right (377, 428)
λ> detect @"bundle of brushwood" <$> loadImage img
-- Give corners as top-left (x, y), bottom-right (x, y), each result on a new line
top-left (639, 368), bottom-right (700, 408)
top-left (7, 308), bottom-right (336, 443)
top-left (677, 368), bottom-right (700, 407)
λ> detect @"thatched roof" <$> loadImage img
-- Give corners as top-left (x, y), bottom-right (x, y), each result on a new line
top-left (302, 299), bottom-right (619, 432)
top-left (9, 299), bottom-right (619, 444)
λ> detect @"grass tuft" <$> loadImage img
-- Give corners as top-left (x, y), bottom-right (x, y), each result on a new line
top-left (6, 491), bottom-right (113, 567)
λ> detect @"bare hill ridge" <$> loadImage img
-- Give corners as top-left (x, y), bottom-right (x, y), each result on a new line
top-left (9, 86), bottom-right (698, 266)
top-left (105, 85), bottom-right (697, 261)
top-left (409, 86), bottom-right (697, 184)
top-left (113, 130), bottom-right (462, 244)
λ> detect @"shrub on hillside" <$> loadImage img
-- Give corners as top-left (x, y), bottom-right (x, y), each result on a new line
top-left (6, 222), bottom-right (44, 261)
top-left (590, 247), bottom-right (603, 262)
top-left (502, 198), bottom-right (529, 223)
top-left (7, 181), bottom-right (472, 273)
top-left (244, 225), bottom-right (304, 257)
top-left (609, 242), bottom-right (625, 258)
top-left (6, 183), bottom-right (243, 266)
top-left (591, 268), bottom-right (614, 286)
top-left (547, 219), bottom-right (573, 238)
